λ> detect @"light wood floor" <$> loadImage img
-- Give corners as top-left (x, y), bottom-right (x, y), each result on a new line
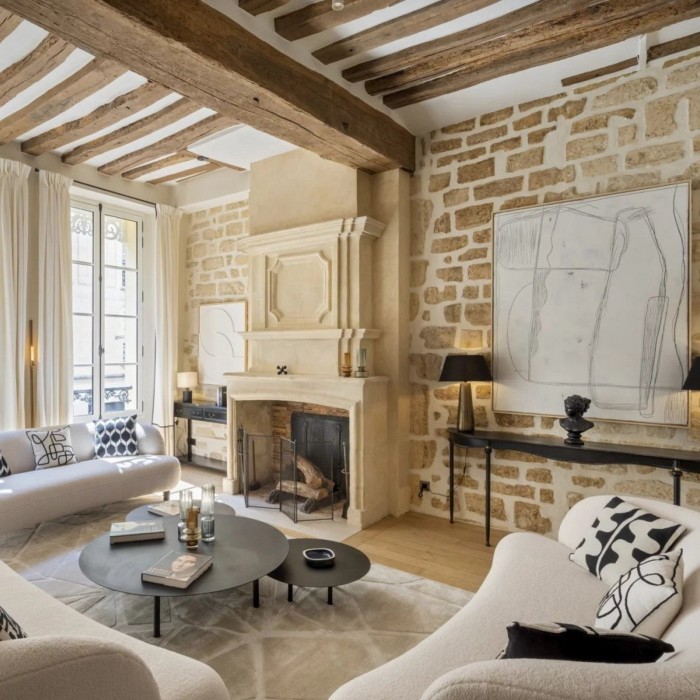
top-left (180, 464), bottom-right (505, 592)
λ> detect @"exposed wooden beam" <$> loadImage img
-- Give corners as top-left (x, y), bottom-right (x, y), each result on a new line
top-left (62, 98), bottom-right (201, 165)
top-left (121, 150), bottom-right (194, 179)
top-left (97, 114), bottom-right (235, 175)
top-left (0, 35), bottom-right (74, 110)
top-left (1, 0), bottom-right (414, 173)
top-left (0, 57), bottom-right (125, 144)
top-left (313, 0), bottom-right (498, 65)
top-left (561, 57), bottom-right (637, 87)
top-left (648, 30), bottom-right (700, 62)
top-left (188, 152), bottom-right (245, 171)
top-left (239, 0), bottom-right (290, 15)
top-left (382, 0), bottom-right (700, 108)
top-left (21, 82), bottom-right (173, 155)
top-left (275, 0), bottom-right (403, 42)
top-left (147, 162), bottom-right (220, 185)
top-left (345, 0), bottom-right (598, 85)
top-left (0, 7), bottom-right (22, 41)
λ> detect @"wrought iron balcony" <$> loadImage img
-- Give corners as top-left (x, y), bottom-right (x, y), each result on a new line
top-left (72, 386), bottom-right (132, 415)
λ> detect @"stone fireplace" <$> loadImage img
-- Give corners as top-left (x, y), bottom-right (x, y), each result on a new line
top-left (223, 216), bottom-right (392, 528)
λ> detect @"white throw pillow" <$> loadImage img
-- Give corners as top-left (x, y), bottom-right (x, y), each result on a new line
top-left (596, 549), bottom-right (683, 638)
top-left (569, 496), bottom-right (686, 585)
top-left (26, 427), bottom-right (78, 469)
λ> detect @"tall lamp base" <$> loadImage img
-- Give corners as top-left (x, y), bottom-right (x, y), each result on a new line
top-left (182, 389), bottom-right (193, 403)
top-left (457, 382), bottom-right (475, 432)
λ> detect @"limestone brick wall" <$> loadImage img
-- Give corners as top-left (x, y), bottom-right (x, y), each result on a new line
top-left (179, 198), bottom-right (249, 463)
top-left (410, 51), bottom-right (700, 536)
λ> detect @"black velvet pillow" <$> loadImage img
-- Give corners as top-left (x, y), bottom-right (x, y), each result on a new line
top-left (501, 622), bottom-right (673, 663)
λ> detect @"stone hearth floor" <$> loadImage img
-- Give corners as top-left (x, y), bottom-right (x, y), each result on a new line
top-left (0, 497), bottom-right (473, 700)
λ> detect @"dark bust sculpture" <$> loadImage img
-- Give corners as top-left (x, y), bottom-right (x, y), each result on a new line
top-left (559, 395), bottom-right (595, 445)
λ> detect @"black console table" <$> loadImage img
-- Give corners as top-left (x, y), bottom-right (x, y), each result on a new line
top-left (174, 401), bottom-right (227, 472)
top-left (447, 429), bottom-right (700, 546)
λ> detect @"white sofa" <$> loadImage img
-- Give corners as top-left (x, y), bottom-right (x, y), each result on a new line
top-left (331, 495), bottom-right (700, 700)
top-left (0, 557), bottom-right (229, 700)
top-left (0, 422), bottom-right (180, 535)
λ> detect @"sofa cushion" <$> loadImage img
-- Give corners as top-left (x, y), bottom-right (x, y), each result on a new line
top-left (26, 427), bottom-right (78, 469)
top-left (0, 603), bottom-right (27, 641)
top-left (501, 621), bottom-right (673, 663)
top-left (569, 496), bottom-right (686, 585)
top-left (0, 449), bottom-right (9, 477)
top-left (596, 549), bottom-right (683, 638)
top-left (93, 415), bottom-right (139, 457)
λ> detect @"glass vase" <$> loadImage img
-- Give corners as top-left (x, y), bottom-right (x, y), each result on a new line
top-left (178, 488), bottom-right (193, 542)
top-left (201, 483), bottom-right (216, 543)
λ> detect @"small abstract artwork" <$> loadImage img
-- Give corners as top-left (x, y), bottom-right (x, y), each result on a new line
top-left (493, 183), bottom-right (689, 425)
top-left (198, 301), bottom-right (247, 384)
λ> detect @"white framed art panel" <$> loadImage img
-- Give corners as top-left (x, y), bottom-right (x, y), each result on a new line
top-left (198, 301), bottom-right (247, 384)
top-left (492, 182), bottom-right (690, 426)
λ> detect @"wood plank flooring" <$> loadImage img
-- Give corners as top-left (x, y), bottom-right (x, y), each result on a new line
top-left (180, 465), bottom-right (505, 592)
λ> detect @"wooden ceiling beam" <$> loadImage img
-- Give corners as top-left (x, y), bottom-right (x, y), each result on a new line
top-left (238, 0), bottom-right (290, 15)
top-left (121, 150), bottom-right (194, 179)
top-left (0, 57), bottom-right (125, 144)
top-left (314, 0), bottom-right (498, 65)
top-left (382, 0), bottom-right (700, 108)
top-left (344, 0), bottom-right (598, 84)
top-left (561, 57), bottom-right (637, 87)
top-left (189, 152), bottom-right (245, 171)
top-left (0, 35), bottom-right (74, 110)
top-left (0, 0), bottom-right (414, 173)
top-left (21, 81), bottom-right (173, 155)
top-left (275, 0), bottom-right (403, 42)
top-left (648, 30), bottom-right (700, 62)
top-left (97, 114), bottom-right (235, 175)
top-left (147, 162), bottom-right (220, 185)
top-left (62, 98), bottom-right (201, 165)
top-left (0, 7), bottom-right (22, 41)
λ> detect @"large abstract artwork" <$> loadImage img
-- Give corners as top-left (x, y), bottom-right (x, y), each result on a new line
top-left (198, 301), bottom-right (247, 384)
top-left (493, 183), bottom-right (689, 425)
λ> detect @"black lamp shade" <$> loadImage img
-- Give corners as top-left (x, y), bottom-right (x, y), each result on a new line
top-left (682, 358), bottom-right (700, 390)
top-left (439, 354), bottom-right (492, 382)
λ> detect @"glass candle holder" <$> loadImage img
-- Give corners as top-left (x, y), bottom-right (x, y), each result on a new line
top-left (178, 489), bottom-right (193, 542)
top-left (201, 483), bottom-right (216, 543)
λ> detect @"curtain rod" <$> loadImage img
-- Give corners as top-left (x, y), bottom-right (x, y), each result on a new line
top-left (33, 167), bottom-right (158, 209)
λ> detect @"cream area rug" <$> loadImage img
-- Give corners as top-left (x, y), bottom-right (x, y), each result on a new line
top-left (0, 498), bottom-right (473, 700)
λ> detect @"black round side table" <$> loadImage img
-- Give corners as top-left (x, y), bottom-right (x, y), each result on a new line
top-left (267, 538), bottom-right (371, 605)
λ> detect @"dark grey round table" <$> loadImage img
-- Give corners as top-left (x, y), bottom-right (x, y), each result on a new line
top-left (79, 515), bottom-right (288, 637)
top-left (126, 501), bottom-right (235, 521)
top-left (267, 538), bottom-right (371, 605)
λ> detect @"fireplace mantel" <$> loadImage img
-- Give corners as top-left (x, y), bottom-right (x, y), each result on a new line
top-left (224, 373), bottom-right (389, 528)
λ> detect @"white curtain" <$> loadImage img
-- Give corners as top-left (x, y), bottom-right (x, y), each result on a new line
top-left (36, 171), bottom-right (73, 427)
top-left (153, 204), bottom-right (182, 454)
top-left (0, 158), bottom-right (31, 429)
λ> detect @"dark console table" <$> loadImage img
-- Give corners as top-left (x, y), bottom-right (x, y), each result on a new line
top-left (447, 428), bottom-right (700, 546)
top-left (174, 401), bottom-right (227, 472)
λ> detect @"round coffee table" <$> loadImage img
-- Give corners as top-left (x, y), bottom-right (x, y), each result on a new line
top-left (267, 538), bottom-right (371, 605)
top-left (126, 501), bottom-right (235, 521)
top-left (79, 515), bottom-right (288, 637)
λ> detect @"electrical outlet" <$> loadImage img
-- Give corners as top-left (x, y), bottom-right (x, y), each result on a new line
top-left (419, 480), bottom-right (430, 497)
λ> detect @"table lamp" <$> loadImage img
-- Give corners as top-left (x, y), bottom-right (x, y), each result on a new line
top-left (439, 354), bottom-right (492, 432)
top-left (682, 358), bottom-right (700, 391)
top-left (177, 371), bottom-right (198, 403)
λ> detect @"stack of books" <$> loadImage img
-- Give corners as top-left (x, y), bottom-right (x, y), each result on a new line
top-left (141, 551), bottom-right (213, 589)
top-left (110, 520), bottom-right (165, 544)
top-left (147, 501), bottom-right (181, 517)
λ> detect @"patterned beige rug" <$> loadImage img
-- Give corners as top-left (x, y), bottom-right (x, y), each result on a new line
top-left (0, 498), bottom-right (473, 700)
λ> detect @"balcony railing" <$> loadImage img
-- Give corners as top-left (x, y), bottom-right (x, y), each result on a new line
top-left (72, 386), bottom-right (132, 415)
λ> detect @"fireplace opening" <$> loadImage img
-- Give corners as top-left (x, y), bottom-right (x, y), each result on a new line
top-left (238, 409), bottom-right (349, 523)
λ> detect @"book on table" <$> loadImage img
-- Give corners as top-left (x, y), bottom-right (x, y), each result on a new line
top-left (110, 520), bottom-right (165, 543)
top-left (141, 551), bottom-right (213, 589)
top-left (147, 501), bottom-right (181, 517)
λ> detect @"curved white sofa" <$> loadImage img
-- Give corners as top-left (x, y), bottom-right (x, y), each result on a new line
top-left (331, 495), bottom-right (700, 700)
top-left (0, 422), bottom-right (180, 535)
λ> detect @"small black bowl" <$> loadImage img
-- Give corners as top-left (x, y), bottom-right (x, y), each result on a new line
top-left (302, 547), bottom-right (335, 568)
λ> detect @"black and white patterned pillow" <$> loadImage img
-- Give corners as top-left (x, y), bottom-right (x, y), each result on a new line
top-left (0, 449), bottom-right (10, 477)
top-left (569, 497), bottom-right (686, 585)
top-left (93, 415), bottom-right (139, 457)
top-left (0, 604), bottom-right (27, 641)
top-left (596, 549), bottom-right (683, 638)
top-left (26, 427), bottom-right (78, 469)
top-left (500, 621), bottom-right (673, 664)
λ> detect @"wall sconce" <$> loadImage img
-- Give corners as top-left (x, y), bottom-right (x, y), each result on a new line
top-left (439, 354), bottom-right (492, 432)
top-left (177, 371), bottom-right (198, 403)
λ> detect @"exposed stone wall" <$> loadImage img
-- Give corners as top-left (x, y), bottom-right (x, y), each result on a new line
top-left (180, 198), bottom-right (249, 463)
top-left (410, 51), bottom-right (700, 536)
